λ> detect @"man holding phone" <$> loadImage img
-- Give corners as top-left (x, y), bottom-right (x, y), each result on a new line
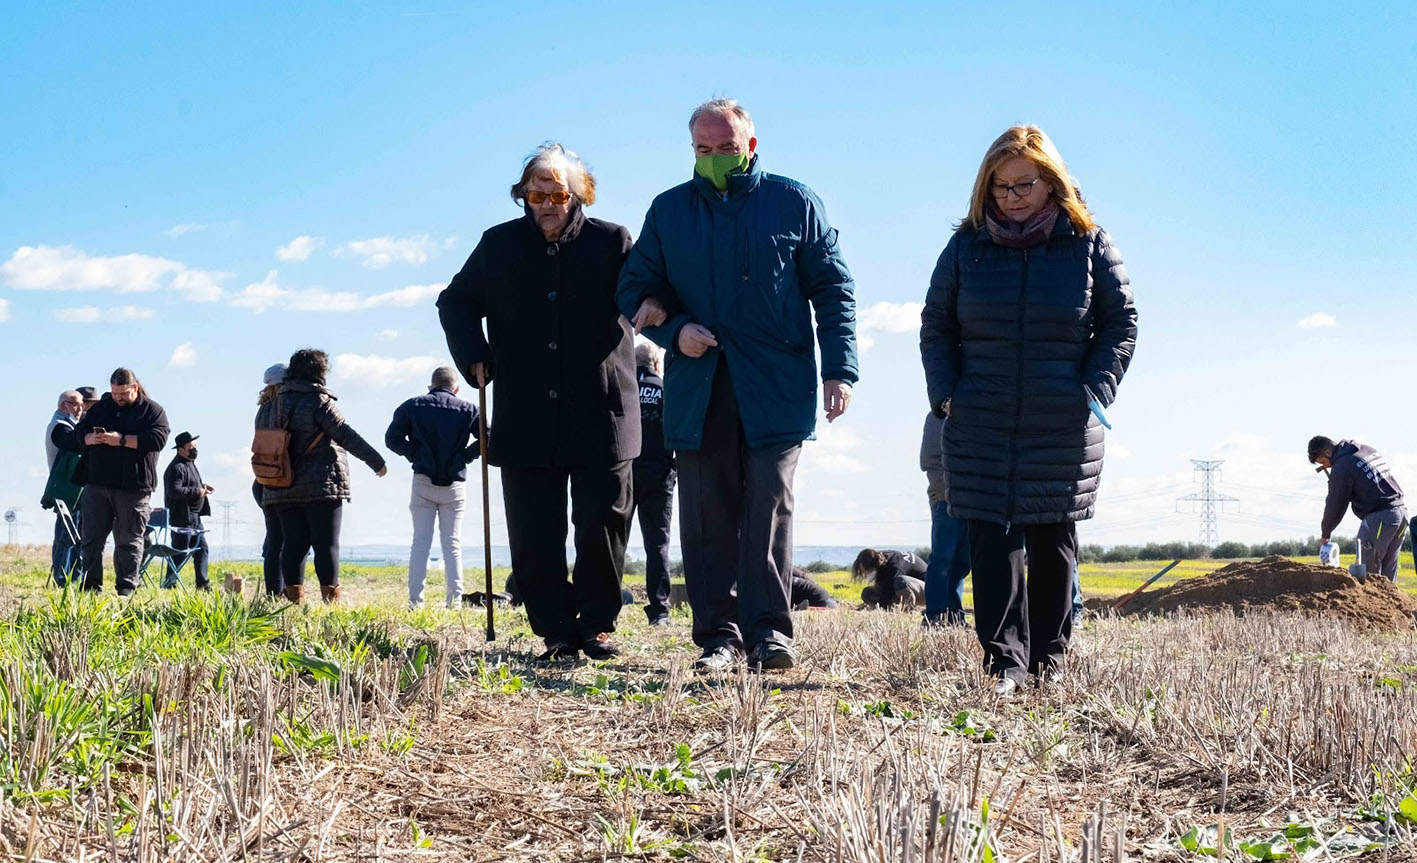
top-left (57, 368), bottom-right (170, 595)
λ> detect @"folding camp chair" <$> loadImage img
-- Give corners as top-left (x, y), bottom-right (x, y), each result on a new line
top-left (140, 507), bottom-right (208, 589)
top-left (53, 499), bottom-right (82, 586)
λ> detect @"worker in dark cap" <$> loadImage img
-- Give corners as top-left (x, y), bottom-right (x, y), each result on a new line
top-left (1309, 435), bottom-right (1408, 582)
top-left (163, 431), bottom-right (213, 589)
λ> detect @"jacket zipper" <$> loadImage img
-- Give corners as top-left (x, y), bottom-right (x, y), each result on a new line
top-left (1004, 248), bottom-right (1029, 532)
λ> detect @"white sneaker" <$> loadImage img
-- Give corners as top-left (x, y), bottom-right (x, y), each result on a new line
top-left (993, 677), bottom-right (1018, 697)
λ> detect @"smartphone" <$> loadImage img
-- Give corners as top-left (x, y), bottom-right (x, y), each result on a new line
top-left (92, 427), bottom-right (106, 434)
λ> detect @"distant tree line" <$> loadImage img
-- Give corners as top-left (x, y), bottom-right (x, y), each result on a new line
top-left (629, 533), bottom-right (1414, 575)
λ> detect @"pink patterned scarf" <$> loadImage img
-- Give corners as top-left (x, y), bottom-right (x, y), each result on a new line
top-left (985, 202), bottom-right (1060, 249)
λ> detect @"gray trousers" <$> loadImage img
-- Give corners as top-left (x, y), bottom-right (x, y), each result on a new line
top-left (678, 358), bottom-right (801, 653)
top-left (407, 475), bottom-right (466, 608)
top-left (79, 486), bottom-right (151, 594)
top-left (1358, 506), bottom-right (1408, 582)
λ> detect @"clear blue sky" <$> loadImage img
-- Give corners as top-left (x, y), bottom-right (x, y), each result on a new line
top-left (3, 2), bottom-right (1414, 551)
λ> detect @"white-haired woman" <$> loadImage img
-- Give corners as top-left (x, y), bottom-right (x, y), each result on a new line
top-left (438, 143), bottom-right (641, 663)
top-left (919, 126), bottom-right (1138, 695)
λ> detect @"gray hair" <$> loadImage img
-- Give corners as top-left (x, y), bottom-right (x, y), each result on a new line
top-left (689, 98), bottom-right (755, 138)
top-left (510, 143), bottom-right (597, 206)
top-left (430, 366), bottom-right (459, 390)
top-left (58, 389), bottom-right (81, 408)
top-left (634, 342), bottom-right (663, 374)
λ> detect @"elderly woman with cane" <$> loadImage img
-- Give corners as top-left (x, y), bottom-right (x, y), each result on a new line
top-left (920, 126), bottom-right (1138, 695)
top-left (438, 143), bottom-right (641, 663)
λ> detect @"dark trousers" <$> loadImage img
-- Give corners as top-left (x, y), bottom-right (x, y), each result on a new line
top-left (52, 507), bottom-right (81, 587)
top-left (968, 520), bottom-right (1078, 682)
top-left (79, 486), bottom-right (151, 594)
top-left (501, 461), bottom-right (632, 645)
top-left (924, 500), bottom-right (971, 623)
top-left (631, 468), bottom-right (676, 621)
top-left (167, 517), bottom-right (210, 589)
top-left (261, 506), bottom-right (286, 595)
top-left (678, 360), bottom-right (801, 653)
top-left (277, 502), bottom-right (343, 588)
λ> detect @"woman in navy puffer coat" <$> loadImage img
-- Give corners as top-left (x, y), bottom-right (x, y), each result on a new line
top-left (920, 125), bottom-right (1137, 694)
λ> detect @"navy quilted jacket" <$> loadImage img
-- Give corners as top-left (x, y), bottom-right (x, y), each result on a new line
top-left (919, 217), bottom-right (1137, 526)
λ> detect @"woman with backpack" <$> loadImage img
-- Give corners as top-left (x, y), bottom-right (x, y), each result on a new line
top-left (254, 349), bottom-right (387, 603)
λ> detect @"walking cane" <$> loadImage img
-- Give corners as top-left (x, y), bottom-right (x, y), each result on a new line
top-left (478, 382), bottom-right (495, 641)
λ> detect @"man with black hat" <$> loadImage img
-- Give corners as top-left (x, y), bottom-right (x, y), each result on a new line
top-left (1309, 435), bottom-right (1408, 582)
top-left (163, 431), bottom-right (213, 589)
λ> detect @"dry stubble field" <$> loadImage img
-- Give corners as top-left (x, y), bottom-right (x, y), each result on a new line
top-left (2, 545), bottom-right (1417, 862)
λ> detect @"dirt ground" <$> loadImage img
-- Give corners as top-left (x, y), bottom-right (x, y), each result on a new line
top-left (1099, 555), bottom-right (1417, 631)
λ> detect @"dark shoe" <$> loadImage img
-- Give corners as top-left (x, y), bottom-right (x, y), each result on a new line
top-left (535, 641), bottom-right (580, 663)
top-left (748, 643), bottom-right (795, 672)
top-left (693, 645), bottom-right (739, 673)
top-left (647, 615), bottom-right (671, 627)
top-left (582, 633), bottom-right (621, 661)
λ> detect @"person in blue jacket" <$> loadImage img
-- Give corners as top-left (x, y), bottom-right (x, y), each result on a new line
top-left (616, 98), bottom-right (858, 672)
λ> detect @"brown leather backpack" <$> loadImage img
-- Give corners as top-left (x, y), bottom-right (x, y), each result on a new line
top-left (252, 395), bottom-right (324, 488)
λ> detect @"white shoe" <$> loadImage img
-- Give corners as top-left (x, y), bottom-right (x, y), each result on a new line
top-left (993, 677), bottom-right (1018, 697)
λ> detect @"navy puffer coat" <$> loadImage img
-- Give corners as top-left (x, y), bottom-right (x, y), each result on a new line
top-left (919, 216), bottom-right (1137, 526)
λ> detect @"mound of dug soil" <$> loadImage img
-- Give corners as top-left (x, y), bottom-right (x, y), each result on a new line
top-left (1111, 555), bottom-right (1417, 631)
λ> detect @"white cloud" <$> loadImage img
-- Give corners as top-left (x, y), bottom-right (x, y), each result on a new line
top-left (332, 353), bottom-right (442, 388)
top-left (54, 305), bottom-right (155, 323)
top-left (1, 245), bottom-right (226, 302)
top-left (168, 341), bottom-right (197, 368)
top-left (229, 271), bottom-right (444, 314)
top-left (340, 235), bottom-right (454, 269)
top-left (164, 223), bottom-right (207, 237)
top-left (800, 425), bottom-right (868, 473)
top-left (375, 329), bottom-right (400, 341)
top-left (363, 283), bottom-right (443, 308)
top-left (855, 300), bottom-right (923, 352)
top-left (0, 298), bottom-right (9, 323)
top-left (276, 235), bottom-right (322, 262)
top-left (1297, 312), bottom-right (1336, 329)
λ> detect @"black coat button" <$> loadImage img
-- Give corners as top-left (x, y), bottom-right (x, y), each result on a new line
top-left (548, 389), bottom-right (558, 399)
top-left (548, 341), bottom-right (558, 351)
top-left (547, 291), bottom-right (558, 301)
top-left (546, 246), bottom-right (557, 256)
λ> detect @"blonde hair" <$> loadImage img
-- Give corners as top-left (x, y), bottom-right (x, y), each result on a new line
top-left (962, 125), bottom-right (1094, 233)
top-left (510, 143), bottom-right (596, 206)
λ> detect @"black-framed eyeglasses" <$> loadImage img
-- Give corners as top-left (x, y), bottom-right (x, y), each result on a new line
top-left (991, 178), bottom-right (1043, 200)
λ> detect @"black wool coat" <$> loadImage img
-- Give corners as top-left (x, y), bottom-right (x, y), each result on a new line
top-left (437, 208), bottom-right (641, 469)
top-left (920, 217), bottom-right (1138, 527)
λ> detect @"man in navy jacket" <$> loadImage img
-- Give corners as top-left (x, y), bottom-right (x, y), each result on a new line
top-left (1310, 436), bottom-right (1408, 582)
top-left (617, 99), bottom-right (858, 671)
top-left (385, 367), bottom-right (480, 608)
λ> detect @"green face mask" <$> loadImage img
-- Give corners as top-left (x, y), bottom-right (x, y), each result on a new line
top-left (695, 152), bottom-right (750, 191)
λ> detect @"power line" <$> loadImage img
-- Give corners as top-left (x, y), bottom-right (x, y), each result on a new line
top-left (1175, 459), bottom-right (1239, 546)
top-left (214, 500), bottom-right (243, 562)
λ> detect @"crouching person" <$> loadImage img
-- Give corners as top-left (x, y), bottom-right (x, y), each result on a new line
top-left (853, 548), bottom-right (926, 609)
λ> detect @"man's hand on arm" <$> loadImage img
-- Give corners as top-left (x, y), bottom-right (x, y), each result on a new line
top-left (631, 298), bottom-right (668, 334)
top-left (823, 380), bottom-right (853, 423)
top-left (677, 324), bottom-right (718, 358)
